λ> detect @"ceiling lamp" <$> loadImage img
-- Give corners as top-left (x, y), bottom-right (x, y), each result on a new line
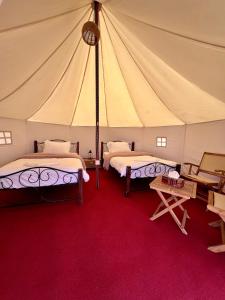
top-left (82, 21), bottom-right (100, 46)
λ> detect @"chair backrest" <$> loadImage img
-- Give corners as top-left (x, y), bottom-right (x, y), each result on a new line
top-left (199, 152), bottom-right (225, 173)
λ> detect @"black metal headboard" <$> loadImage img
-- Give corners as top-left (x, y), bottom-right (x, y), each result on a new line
top-left (34, 140), bottom-right (80, 154)
top-left (100, 141), bottom-right (135, 164)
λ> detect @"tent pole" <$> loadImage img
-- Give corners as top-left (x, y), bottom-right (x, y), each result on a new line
top-left (94, 0), bottom-right (101, 189)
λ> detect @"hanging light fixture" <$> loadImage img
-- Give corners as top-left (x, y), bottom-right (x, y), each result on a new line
top-left (82, 21), bottom-right (100, 46)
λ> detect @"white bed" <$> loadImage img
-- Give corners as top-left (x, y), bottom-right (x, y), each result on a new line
top-left (103, 152), bottom-right (177, 178)
top-left (0, 140), bottom-right (89, 205)
top-left (101, 141), bottom-right (180, 196)
top-left (0, 157), bottom-right (89, 189)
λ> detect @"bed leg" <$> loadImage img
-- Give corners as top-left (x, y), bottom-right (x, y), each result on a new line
top-left (125, 166), bottom-right (131, 197)
top-left (100, 142), bottom-right (104, 166)
top-left (176, 164), bottom-right (181, 174)
top-left (78, 169), bottom-right (83, 205)
top-left (34, 140), bottom-right (38, 153)
top-left (77, 142), bottom-right (80, 154)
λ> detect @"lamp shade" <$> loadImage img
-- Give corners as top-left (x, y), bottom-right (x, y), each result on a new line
top-left (82, 21), bottom-right (100, 46)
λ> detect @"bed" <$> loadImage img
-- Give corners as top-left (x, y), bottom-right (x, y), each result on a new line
top-left (0, 139), bottom-right (89, 205)
top-left (101, 141), bottom-right (181, 196)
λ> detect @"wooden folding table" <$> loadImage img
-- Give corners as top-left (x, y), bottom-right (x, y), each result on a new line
top-left (149, 176), bottom-right (197, 235)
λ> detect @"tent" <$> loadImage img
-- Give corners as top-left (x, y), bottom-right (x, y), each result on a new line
top-left (0, 0), bottom-right (225, 166)
top-left (0, 0), bottom-right (225, 127)
top-left (1, 2), bottom-right (225, 296)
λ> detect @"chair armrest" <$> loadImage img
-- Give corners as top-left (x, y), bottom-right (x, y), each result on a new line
top-left (215, 169), bottom-right (225, 175)
top-left (200, 169), bottom-right (225, 179)
top-left (202, 170), bottom-right (225, 193)
top-left (183, 162), bottom-right (199, 175)
top-left (183, 162), bottom-right (199, 167)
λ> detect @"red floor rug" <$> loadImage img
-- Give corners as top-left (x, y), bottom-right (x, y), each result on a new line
top-left (0, 169), bottom-right (225, 300)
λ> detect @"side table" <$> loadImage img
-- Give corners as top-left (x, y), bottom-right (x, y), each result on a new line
top-left (149, 176), bottom-right (197, 235)
top-left (84, 158), bottom-right (96, 169)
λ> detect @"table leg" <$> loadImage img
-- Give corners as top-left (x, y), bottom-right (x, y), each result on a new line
top-left (153, 195), bottom-right (190, 219)
top-left (151, 195), bottom-right (178, 218)
top-left (165, 202), bottom-right (188, 235)
top-left (150, 191), bottom-right (189, 235)
top-left (208, 244), bottom-right (225, 253)
top-left (171, 195), bottom-right (190, 219)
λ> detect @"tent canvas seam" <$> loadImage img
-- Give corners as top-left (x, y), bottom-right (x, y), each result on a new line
top-left (0, 7), bottom-right (91, 104)
top-left (99, 11), bottom-right (110, 127)
top-left (70, 46), bottom-right (92, 126)
top-left (28, 36), bottom-right (83, 121)
top-left (106, 7), bottom-right (225, 50)
top-left (103, 8), bottom-right (184, 124)
top-left (102, 10), bottom-right (144, 127)
top-left (0, 4), bottom-right (90, 34)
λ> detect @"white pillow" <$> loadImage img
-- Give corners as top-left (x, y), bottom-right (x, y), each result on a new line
top-left (107, 141), bottom-right (131, 153)
top-left (43, 140), bottom-right (71, 154)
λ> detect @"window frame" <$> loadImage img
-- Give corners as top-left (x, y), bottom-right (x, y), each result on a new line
top-left (0, 131), bottom-right (13, 145)
top-left (156, 136), bottom-right (167, 148)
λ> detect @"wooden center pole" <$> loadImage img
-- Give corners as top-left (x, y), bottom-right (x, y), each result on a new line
top-left (93, 1), bottom-right (101, 188)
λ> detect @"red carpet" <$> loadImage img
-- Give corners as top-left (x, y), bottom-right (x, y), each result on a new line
top-left (0, 169), bottom-right (225, 300)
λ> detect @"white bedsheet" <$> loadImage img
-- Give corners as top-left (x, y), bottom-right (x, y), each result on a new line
top-left (108, 155), bottom-right (177, 177)
top-left (0, 158), bottom-right (89, 189)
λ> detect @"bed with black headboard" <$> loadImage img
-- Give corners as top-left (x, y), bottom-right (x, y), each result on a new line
top-left (0, 140), bottom-right (89, 205)
top-left (101, 141), bottom-right (181, 196)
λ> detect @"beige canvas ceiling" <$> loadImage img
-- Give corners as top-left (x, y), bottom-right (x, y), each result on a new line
top-left (0, 0), bottom-right (225, 127)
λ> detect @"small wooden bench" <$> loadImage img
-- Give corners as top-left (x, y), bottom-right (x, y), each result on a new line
top-left (182, 152), bottom-right (225, 201)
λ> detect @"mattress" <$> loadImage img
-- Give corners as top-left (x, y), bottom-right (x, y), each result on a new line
top-left (0, 158), bottom-right (90, 189)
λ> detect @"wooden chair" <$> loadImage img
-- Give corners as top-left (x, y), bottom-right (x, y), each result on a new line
top-left (182, 152), bottom-right (225, 201)
top-left (207, 191), bottom-right (225, 253)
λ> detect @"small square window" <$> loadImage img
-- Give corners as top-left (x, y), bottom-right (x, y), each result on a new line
top-left (0, 131), bottom-right (12, 145)
top-left (156, 137), bottom-right (167, 147)
top-left (5, 132), bottom-right (11, 137)
top-left (0, 138), bottom-right (5, 145)
top-left (6, 138), bottom-right (12, 144)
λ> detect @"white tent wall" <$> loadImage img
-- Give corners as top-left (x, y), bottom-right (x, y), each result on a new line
top-left (105, 128), bottom-right (144, 151)
top-left (106, 126), bottom-right (185, 162)
top-left (0, 118), bottom-right (28, 165)
top-left (183, 120), bottom-right (225, 164)
top-left (0, 118), bottom-right (109, 166)
top-left (143, 126), bottom-right (185, 162)
top-left (1, 118), bottom-right (224, 167)
top-left (26, 122), bottom-right (109, 159)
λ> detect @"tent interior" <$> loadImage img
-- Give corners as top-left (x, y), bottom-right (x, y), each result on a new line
top-left (1, 118), bottom-right (225, 167)
top-left (0, 0), bottom-right (225, 165)
top-left (0, 0), bottom-right (225, 299)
